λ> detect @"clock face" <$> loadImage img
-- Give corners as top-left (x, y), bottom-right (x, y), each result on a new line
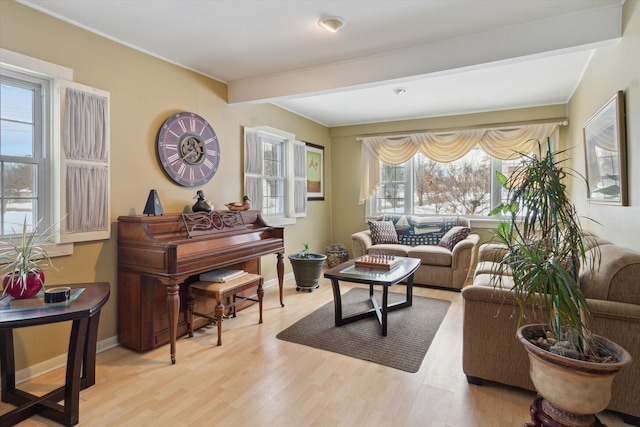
top-left (156, 112), bottom-right (220, 187)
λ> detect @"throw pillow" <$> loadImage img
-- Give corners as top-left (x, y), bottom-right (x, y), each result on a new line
top-left (368, 221), bottom-right (398, 245)
top-left (438, 226), bottom-right (471, 250)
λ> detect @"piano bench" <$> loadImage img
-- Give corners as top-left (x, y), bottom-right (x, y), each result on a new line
top-left (186, 273), bottom-right (263, 346)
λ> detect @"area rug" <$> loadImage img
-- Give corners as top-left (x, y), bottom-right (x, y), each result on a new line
top-left (276, 288), bottom-right (451, 373)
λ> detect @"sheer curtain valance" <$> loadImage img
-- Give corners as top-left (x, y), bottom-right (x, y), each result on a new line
top-left (359, 123), bottom-right (559, 204)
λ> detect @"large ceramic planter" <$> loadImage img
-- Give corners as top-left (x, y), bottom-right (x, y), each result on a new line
top-left (288, 253), bottom-right (327, 292)
top-left (3, 270), bottom-right (45, 299)
top-left (518, 324), bottom-right (632, 426)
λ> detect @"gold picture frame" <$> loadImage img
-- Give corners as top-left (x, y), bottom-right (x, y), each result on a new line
top-left (583, 91), bottom-right (628, 205)
top-left (305, 142), bottom-right (324, 201)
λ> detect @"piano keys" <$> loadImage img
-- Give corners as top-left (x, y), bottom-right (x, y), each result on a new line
top-left (117, 210), bottom-right (284, 364)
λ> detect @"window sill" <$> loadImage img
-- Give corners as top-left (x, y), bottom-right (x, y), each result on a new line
top-left (263, 217), bottom-right (296, 227)
top-left (46, 242), bottom-right (74, 258)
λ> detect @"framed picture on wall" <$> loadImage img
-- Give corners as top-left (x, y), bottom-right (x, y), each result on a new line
top-left (583, 91), bottom-right (628, 205)
top-left (305, 142), bottom-right (324, 201)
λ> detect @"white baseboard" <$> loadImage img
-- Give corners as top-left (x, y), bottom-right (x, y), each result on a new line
top-left (12, 335), bottom-right (120, 386)
top-left (7, 273), bottom-right (293, 387)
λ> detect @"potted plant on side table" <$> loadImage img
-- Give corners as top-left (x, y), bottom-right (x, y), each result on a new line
top-left (288, 243), bottom-right (326, 292)
top-left (489, 139), bottom-right (632, 427)
top-left (1, 218), bottom-right (56, 299)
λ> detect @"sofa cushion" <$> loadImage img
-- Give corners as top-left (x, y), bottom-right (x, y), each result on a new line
top-left (473, 272), bottom-right (515, 290)
top-left (438, 226), bottom-right (471, 250)
top-left (474, 261), bottom-right (512, 277)
top-left (382, 215), bottom-right (459, 246)
top-left (407, 245), bottom-right (452, 267)
top-left (369, 244), bottom-right (411, 257)
top-left (579, 244), bottom-right (640, 305)
top-left (368, 220), bottom-right (398, 245)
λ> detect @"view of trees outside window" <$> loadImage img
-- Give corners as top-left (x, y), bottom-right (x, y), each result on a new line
top-left (374, 147), bottom-right (523, 216)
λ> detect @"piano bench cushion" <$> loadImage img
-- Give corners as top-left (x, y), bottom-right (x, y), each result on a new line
top-left (190, 273), bottom-right (262, 301)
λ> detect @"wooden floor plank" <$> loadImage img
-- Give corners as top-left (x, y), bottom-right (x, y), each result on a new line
top-left (0, 277), bottom-right (629, 426)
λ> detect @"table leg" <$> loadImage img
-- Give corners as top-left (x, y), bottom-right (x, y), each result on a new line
top-left (331, 278), bottom-right (343, 326)
top-left (406, 273), bottom-right (414, 306)
top-left (381, 286), bottom-right (389, 336)
top-left (61, 317), bottom-right (89, 425)
top-left (277, 252), bottom-right (285, 307)
top-left (167, 283), bottom-right (180, 364)
top-left (81, 311), bottom-right (101, 388)
top-left (0, 329), bottom-right (15, 402)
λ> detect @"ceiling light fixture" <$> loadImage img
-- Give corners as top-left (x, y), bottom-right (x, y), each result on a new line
top-left (319, 16), bottom-right (346, 33)
top-left (393, 88), bottom-right (407, 96)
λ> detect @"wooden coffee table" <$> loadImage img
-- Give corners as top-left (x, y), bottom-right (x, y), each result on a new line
top-left (324, 257), bottom-right (420, 336)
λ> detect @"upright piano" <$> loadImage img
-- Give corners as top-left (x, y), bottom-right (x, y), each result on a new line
top-left (117, 210), bottom-right (284, 364)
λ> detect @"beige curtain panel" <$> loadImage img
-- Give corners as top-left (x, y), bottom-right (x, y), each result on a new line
top-left (66, 165), bottom-right (109, 232)
top-left (359, 123), bottom-right (559, 204)
top-left (63, 87), bottom-right (110, 233)
top-left (64, 89), bottom-right (108, 162)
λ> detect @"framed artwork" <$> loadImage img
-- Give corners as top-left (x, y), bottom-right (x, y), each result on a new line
top-left (583, 91), bottom-right (627, 205)
top-left (305, 142), bottom-right (324, 201)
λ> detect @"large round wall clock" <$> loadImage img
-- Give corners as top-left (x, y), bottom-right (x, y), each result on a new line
top-left (156, 112), bottom-right (220, 187)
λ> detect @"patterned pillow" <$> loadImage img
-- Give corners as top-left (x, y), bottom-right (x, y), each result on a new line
top-left (438, 226), bottom-right (471, 250)
top-left (383, 215), bottom-right (459, 246)
top-left (368, 221), bottom-right (398, 245)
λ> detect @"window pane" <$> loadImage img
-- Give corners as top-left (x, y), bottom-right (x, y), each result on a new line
top-left (1, 120), bottom-right (34, 156)
top-left (262, 178), bottom-right (284, 215)
top-left (0, 83), bottom-right (33, 122)
top-left (413, 150), bottom-right (491, 215)
top-left (1, 162), bottom-right (37, 235)
top-left (375, 163), bottom-right (405, 214)
top-left (2, 199), bottom-right (36, 235)
top-left (263, 140), bottom-right (283, 178)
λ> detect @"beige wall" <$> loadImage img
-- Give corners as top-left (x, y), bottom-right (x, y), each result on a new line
top-left (329, 105), bottom-right (569, 253)
top-left (1, 1), bottom-right (331, 369)
top-left (568, 0), bottom-right (640, 252)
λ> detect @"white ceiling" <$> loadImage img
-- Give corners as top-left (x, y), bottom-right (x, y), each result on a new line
top-left (18, 0), bottom-right (624, 127)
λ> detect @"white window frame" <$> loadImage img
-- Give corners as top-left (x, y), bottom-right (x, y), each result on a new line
top-left (0, 70), bottom-right (49, 235)
top-left (1, 48), bottom-right (111, 255)
top-left (243, 126), bottom-right (306, 226)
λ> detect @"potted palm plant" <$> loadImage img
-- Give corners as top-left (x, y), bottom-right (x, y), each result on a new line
top-left (1, 218), bottom-right (57, 299)
top-left (288, 243), bottom-right (326, 292)
top-left (489, 139), bottom-right (632, 425)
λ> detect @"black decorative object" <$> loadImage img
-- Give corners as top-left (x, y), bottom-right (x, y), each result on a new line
top-left (143, 190), bottom-right (164, 216)
top-left (192, 190), bottom-right (212, 212)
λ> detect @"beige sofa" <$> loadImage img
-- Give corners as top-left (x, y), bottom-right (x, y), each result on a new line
top-left (351, 216), bottom-right (479, 290)
top-left (462, 236), bottom-right (640, 425)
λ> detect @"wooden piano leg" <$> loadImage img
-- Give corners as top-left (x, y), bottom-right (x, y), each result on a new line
top-left (215, 300), bottom-right (225, 346)
top-left (277, 252), bottom-right (285, 307)
top-left (258, 279), bottom-right (264, 324)
top-left (186, 292), bottom-right (196, 338)
top-left (167, 283), bottom-right (180, 364)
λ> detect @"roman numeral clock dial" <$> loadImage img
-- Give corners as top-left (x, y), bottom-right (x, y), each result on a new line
top-left (156, 112), bottom-right (220, 187)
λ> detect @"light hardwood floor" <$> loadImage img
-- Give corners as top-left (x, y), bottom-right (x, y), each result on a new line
top-left (2, 276), bottom-right (630, 426)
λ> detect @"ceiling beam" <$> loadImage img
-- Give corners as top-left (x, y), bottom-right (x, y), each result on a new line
top-left (228, 4), bottom-right (622, 105)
